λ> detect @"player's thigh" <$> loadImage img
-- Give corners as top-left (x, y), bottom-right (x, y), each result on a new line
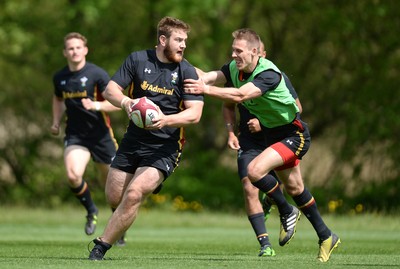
top-left (64, 145), bottom-right (91, 178)
top-left (247, 147), bottom-right (284, 180)
top-left (105, 167), bottom-right (133, 207)
top-left (128, 166), bottom-right (164, 196)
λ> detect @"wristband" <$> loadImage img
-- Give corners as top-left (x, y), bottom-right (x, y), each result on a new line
top-left (94, 102), bottom-right (101, 111)
top-left (225, 123), bottom-right (234, 129)
top-left (120, 97), bottom-right (130, 108)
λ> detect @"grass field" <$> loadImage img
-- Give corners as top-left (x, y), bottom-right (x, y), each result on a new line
top-left (0, 206), bottom-right (399, 269)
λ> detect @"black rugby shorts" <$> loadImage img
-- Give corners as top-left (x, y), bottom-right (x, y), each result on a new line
top-left (111, 140), bottom-right (181, 179)
top-left (64, 133), bottom-right (117, 164)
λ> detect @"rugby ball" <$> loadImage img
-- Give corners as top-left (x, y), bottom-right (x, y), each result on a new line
top-left (130, 97), bottom-right (159, 128)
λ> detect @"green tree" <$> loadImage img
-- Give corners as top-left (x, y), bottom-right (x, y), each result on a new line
top-left (0, 0), bottom-right (399, 212)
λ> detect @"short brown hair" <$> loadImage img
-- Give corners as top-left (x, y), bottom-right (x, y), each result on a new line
top-left (232, 28), bottom-right (260, 50)
top-left (157, 16), bottom-right (191, 41)
top-left (63, 32), bottom-right (87, 48)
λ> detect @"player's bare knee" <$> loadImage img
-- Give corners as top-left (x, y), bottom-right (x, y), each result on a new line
top-left (106, 193), bottom-right (121, 209)
top-left (242, 179), bottom-right (253, 189)
top-left (247, 167), bottom-right (263, 182)
top-left (285, 184), bottom-right (303, 196)
top-left (66, 174), bottom-right (81, 187)
top-left (124, 188), bottom-right (143, 206)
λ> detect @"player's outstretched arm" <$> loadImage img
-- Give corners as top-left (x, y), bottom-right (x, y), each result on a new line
top-left (81, 98), bottom-right (121, 112)
top-left (200, 70), bottom-right (227, 86)
top-left (184, 79), bottom-right (262, 103)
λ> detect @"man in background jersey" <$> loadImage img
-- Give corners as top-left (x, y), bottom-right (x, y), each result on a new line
top-left (51, 32), bottom-right (120, 238)
top-left (184, 28), bottom-right (340, 262)
top-left (88, 17), bottom-right (204, 260)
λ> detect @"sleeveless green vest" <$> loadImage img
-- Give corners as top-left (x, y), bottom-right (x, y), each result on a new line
top-left (229, 58), bottom-right (299, 128)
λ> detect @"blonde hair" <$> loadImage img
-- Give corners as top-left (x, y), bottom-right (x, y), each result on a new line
top-left (63, 32), bottom-right (87, 48)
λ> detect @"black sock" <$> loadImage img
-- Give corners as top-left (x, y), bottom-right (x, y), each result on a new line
top-left (70, 180), bottom-right (97, 214)
top-left (252, 174), bottom-right (292, 215)
top-left (248, 213), bottom-right (270, 246)
top-left (292, 188), bottom-right (331, 240)
top-left (94, 238), bottom-right (112, 254)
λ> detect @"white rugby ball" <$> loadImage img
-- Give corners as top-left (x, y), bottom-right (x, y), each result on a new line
top-left (130, 97), bottom-right (159, 128)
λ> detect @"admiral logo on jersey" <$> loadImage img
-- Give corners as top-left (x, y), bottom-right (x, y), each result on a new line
top-left (63, 90), bottom-right (88, 99)
top-left (140, 80), bottom-right (174, 95)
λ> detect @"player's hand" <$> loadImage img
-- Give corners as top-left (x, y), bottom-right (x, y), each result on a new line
top-left (121, 97), bottom-right (135, 117)
top-left (50, 124), bottom-right (60, 136)
top-left (184, 78), bottom-right (209, 94)
top-left (145, 106), bottom-right (164, 130)
top-left (247, 118), bottom-right (262, 133)
top-left (227, 133), bottom-right (240, 150)
top-left (81, 98), bottom-right (98, 111)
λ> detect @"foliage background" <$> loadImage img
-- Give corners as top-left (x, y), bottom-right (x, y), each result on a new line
top-left (0, 0), bottom-right (399, 213)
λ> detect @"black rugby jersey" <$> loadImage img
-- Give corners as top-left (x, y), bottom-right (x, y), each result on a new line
top-left (53, 62), bottom-right (111, 137)
top-left (112, 49), bottom-right (203, 145)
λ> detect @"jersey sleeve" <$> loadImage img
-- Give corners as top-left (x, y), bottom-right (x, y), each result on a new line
top-left (96, 67), bottom-right (111, 93)
top-left (252, 70), bottom-right (281, 95)
top-left (182, 61), bottom-right (203, 101)
top-left (111, 52), bottom-right (138, 89)
top-left (220, 63), bottom-right (231, 86)
top-left (53, 71), bottom-right (63, 98)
